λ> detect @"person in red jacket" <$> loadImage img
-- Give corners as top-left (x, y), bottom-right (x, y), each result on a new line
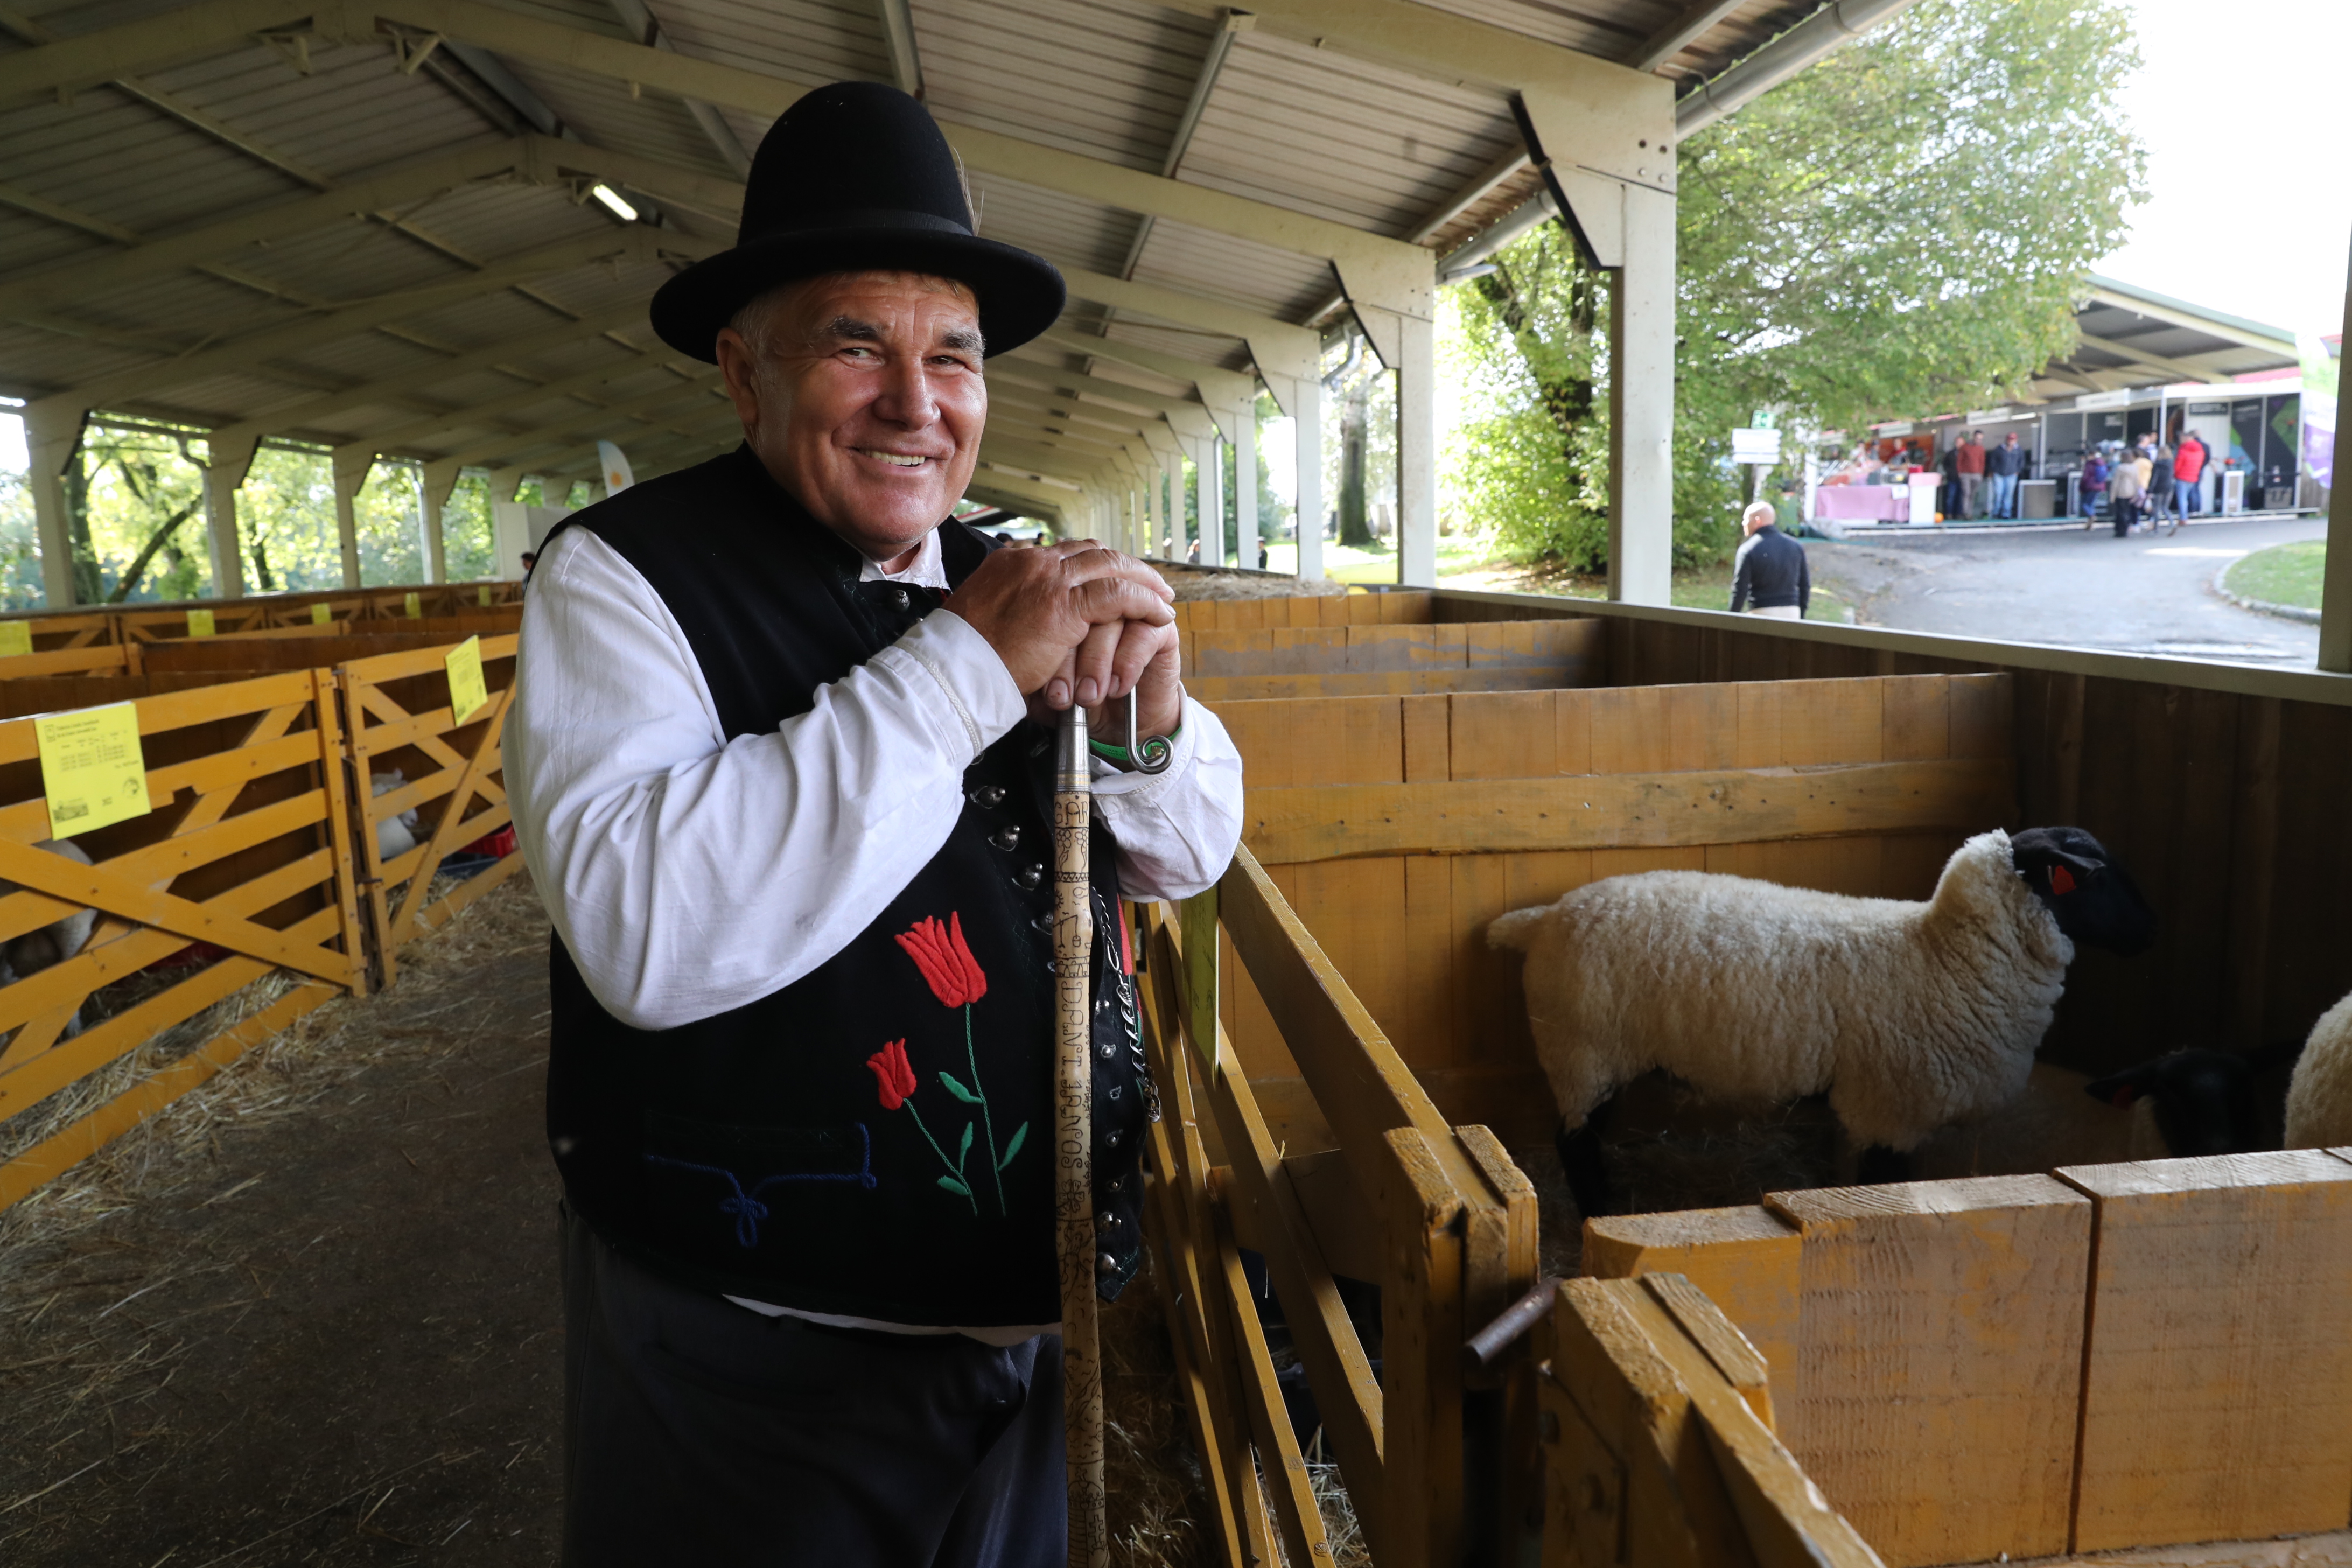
top-left (1955, 430), bottom-right (1987, 519)
top-left (2171, 432), bottom-right (2209, 533)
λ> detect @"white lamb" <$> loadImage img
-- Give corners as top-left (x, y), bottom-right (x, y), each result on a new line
top-left (2285, 991), bottom-right (2352, 1150)
top-left (1489, 825), bottom-right (2158, 1215)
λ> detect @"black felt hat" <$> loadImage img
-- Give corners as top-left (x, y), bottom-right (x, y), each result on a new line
top-left (649, 81), bottom-right (1065, 361)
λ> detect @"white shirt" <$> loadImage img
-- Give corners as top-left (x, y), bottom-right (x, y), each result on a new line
top-left (507, 523), bottom-right (1243, 1342)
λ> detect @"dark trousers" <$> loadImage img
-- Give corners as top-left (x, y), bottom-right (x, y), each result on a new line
top-left (561, 1206), bottom-right (1065, 1567)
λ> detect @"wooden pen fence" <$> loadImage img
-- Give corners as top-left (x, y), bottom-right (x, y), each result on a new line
top-left (0, 580), bottom-right (523, 649)
top-left (0, 619), bottom-right (526, 1212)
top-left (1138, 857), bottom-right (1539, 1568)
top-left (0, 667), bottom-right (369, 1211)
top-left (1577, 1151), bottom-right (2352, 1565)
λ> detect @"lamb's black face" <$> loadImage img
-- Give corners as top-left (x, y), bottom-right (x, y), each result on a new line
top-left (2011, 825), bottom-right (2158, 957)
top-left (2083, 1048), bottom-right (2266, 1157)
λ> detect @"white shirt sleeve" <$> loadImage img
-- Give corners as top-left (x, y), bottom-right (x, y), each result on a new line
top-left (506, 527), bottom-right (1243, 1031)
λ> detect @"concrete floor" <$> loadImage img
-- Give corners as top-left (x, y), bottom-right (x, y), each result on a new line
top-left (1807, 513), bottom-right (2326, 664)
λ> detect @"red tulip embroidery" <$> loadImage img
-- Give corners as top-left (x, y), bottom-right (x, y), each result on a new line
top-left (898, 913), bottom-right (988, 1008)
top-left (867, 1037), bottom-right (981, 1215)
top-left (867, 1038), bottom-right (916, 1110)
top-left (880, 912), bottom-right (1026, 1215)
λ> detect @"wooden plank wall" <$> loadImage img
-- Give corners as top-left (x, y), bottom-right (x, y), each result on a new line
top-left (1184, 619), bottom-right (1604, 702)
top-left (1171, 590), bottom-right (1430, 633)
top-left (1585, 1151), bottom-right (2352, 1564)
top-left (1494, 605), bottom-right (2352, 1079)
top-left (1203, 674), bottom-right (2013, 1150)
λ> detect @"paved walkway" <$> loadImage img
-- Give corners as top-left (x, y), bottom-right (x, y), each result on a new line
top-left (1807, 513), bottom-right (2326, 664)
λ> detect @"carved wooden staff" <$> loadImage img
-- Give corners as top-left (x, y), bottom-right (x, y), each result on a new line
top-left (1052, 699), bottom-right (1109, 1568)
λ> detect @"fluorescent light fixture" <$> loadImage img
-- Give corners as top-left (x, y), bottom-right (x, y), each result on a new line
top-left (589, 184), bottom-right (638, 222)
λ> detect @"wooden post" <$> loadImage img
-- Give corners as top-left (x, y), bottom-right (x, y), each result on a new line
top-left (2060, 1150), bottom-right (2352, 1551)
top-left (1581, 1206), bottom-right (1803, 1402)
top-left (1765, 1177), bottom-right (2091, 1567)
top-left (1380, 1126), bottom-right (1467, 1567)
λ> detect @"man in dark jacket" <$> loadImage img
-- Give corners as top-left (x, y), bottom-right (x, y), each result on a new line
top-left (1729, 501), bottom-right (1810, 619)
top-left (1985, 432), bottom-right (2027, 519)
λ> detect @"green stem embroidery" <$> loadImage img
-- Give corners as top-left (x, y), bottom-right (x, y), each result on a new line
top-left (903, 1101), bottom-right (977, 1215)
top-left (963, 1004), bottom-right (1008, 1215)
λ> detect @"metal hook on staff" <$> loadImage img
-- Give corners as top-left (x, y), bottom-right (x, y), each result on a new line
top-left (1123, 688), bottom-right (1173, 775)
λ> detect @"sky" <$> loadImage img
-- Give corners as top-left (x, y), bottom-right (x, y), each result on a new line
top-left (5, 0), bottom-right (2349, 481)
top-left (2097, 0), bottom-right (2352, 339)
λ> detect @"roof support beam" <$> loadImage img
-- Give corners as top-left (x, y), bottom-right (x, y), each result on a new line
top-left (206, 304), bottom-right (649, 449)
top-left (2070, 332), bottom-right (2237, 387)
top-left (1117, 8), bottom-right (1251, 277)
top-left (1037, 330), bottom-right (1258, 416)
top-left (0, 0), bottom-right (1435, 316)
top-left (400, 375), bottom-right (730, 471)
top-left (1054, 263), bottom-right (1319, 387)
top-left (599, 0), bottom-right (755, 174)
top-left (874, 0), bottom-right (923, 98)
top-left (27, 227), bottom-right (716, 426)
top-left (1626, 0), bottom-right (1747, 74)
top-left (368, 354), bottom-right (703, 454)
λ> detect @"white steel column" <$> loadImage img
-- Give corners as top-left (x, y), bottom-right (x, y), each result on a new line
top-left (1293, 375), bottom-right (1324, 581)
top-left (332, 446), bottom-right (372, 588)
top-left (24, 407), bottom-right (82, 608)
top-left (2323, 240), bottom-right (2352, 672)
top-left (202, 432), bottom-right (256, 600)
top-left (1165, 447), bottom-right (1189, 563)
top-left (1205, 435), bottom-right (1227, 566)
top-left (1396, 313), bottom-right (1437, 587)
top-left (1608, 183), bottom-right (1676, 605)
top-left (1214, 403), bottom-right (1258, 569)
top-left (421, 461), bottom-right (459, 584)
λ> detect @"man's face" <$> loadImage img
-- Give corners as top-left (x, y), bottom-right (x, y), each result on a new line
top-left (716, 271), bottom-right (987, 564)
top-left (2005, 435), bottom-right (2018, 446)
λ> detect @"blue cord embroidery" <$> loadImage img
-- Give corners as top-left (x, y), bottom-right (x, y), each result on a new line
top-left (645, 1124), bottom-right (877, 1247)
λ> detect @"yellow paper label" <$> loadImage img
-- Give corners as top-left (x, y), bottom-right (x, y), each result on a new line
top-left (311, 603), bottom-right (332, 626)
top-left (37, 703), bottom-right (152, 838)
top-left (186, 608), bottom-right (215, 638)
top-left (0, 622), bottom-right (32, 657)
top-left (477, 585), bottom-right (493, 607)
top-left (445, 635), bottom-right (488, 725)
top-left (404, 591), bottom-right (422, 619)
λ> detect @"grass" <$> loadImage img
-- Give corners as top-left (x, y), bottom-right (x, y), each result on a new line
top-left (2222, 540), bottom-right (2326, 610)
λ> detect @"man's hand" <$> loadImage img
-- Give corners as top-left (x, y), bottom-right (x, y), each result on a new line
top-left (947, 541), bottom-right (1181, 734)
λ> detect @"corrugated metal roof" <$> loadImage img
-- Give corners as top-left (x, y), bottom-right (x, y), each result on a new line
top-left (0, 0), bottom-right (1840, 486)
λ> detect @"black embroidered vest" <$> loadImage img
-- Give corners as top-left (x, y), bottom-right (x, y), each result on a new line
top-left (541, 446), bottom-right (1150, 1326)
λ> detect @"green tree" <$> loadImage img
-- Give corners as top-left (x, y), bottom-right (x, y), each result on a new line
top-left (1454, 0), bottom-right (2147, 571)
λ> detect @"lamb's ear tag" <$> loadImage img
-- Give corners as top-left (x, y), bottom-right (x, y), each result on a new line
top-left (2049, 864), bottom-right (2077, 896)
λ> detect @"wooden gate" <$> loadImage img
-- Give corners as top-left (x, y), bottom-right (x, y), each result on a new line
top-left (339, 634), bottom-right (521, 987)
top-left (0, 670), bottom-right (367, 1209)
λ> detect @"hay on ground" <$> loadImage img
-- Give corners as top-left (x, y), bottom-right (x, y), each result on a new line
top-left (1152, 565), bottom-right (1349, 601)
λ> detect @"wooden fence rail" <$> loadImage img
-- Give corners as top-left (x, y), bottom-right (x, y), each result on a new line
top-left (1138, 843), bottom-right (1541, 1568)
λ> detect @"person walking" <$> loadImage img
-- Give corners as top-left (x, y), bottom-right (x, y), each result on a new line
top-left (2173, 430), bottom-right (2208, 530)
top-left (2108, 444), bottom-right (2142, 537)
top-left (1955, 430), bottom-right (1987, 519)
top-left (1728, 500), bottom-right (1810, 619)
top-left (2148, 444), bottom-right (2175, 535)
top-left (1985, 432), bottom-right (2026, 520)
top-left (2079, 450), bottom-right (2109, 530)
top-left (1937, 441), bottom-right (1962, 520)
top-left (507, 81), bottom-right (1245, 1567)
top-left (2129, 445), bottom-right (2155, 533)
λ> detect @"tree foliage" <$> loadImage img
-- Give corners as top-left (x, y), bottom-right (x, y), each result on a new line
top-left (1451, 0), bottom-right (2147, 570)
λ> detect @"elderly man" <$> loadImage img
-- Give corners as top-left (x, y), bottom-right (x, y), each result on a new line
top-left (507, 83), bottom-right (1243, 1566)
top-left (1728, 499), bottom-right (1809, 620)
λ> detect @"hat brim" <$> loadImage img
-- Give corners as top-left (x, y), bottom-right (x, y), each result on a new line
top-left (649, 228), bottom-right (1066, 362)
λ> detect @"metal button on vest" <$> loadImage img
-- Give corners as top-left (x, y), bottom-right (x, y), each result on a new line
top-left (1016, 864), bottom-right (1044, 889)
top-left (990, 825), bottom-right (1020, 851)
top-left (972, 784), bottom-right (1006, 808)
top-left (1096, 1252), bottom-right (1117, 1275)
top-left (890, 586), bottom-right (910, 611)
